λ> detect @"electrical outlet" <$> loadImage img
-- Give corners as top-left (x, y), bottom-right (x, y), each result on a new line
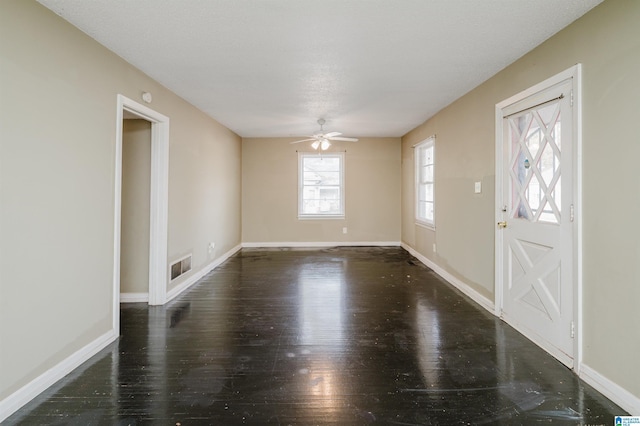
top-left (433, 243), bottom-right (437, 253)
top-left (474, 181), bottom-right (482, 194)
top-left (343, 227), bottom-right (348, 234)
top-left (208, 242), bottom-right (215, 253)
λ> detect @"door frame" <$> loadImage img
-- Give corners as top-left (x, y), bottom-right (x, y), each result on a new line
top-left (113, 94), bottom-right (170, 333)
top-left (494, 64), bottom-right (582, 371)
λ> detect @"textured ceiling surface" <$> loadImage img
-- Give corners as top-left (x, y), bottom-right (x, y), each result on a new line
top-left (38, 0), bottom-right (601, 138)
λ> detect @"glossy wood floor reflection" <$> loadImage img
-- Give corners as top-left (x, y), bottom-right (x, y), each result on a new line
top-left (7, 247), bottom-right (624, 425)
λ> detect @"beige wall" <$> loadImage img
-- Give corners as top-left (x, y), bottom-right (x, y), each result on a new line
top-left (2, 0), bottom-right (638, 415)
top-left (165, 87), bottom-right (242, 294)
top-left (0, 0), bottom-right (241, 401)
top-left (121, 120), bottom-right (152, 294)
top-left (402, 0), bottom-right (640, 402)
top-left (242, 138), bottom-right (401, 244)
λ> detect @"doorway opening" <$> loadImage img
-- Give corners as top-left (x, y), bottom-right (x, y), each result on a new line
top-left (113, 94), bottom-right (169, 335)
top-left (120, 118), bottom-right (152, 301)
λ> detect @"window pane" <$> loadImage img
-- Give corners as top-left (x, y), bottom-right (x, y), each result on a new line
top-left (319, 187), bottom-right (340, 200)
top-left (302, 187), bottom-right (317, 199)
top-left (418, 201), bottom-right (434, 222)
top-left (423, 183), bottom-right (433, 203)
top-left (421, 165), bottom-right (434, 184)
top-left (415, 137), bottom-right (435, 225)
top-left (302, 199), bottom-right (319, 214)
top-left (418, 184), bottom-right (427, 202)
top-left (299, 153), bottom-right (344, 217)
top-left (303, 171), bottom-right (340, 185)
top-left (304, 157), bottom-right (340, 172)
top-left (508, 102), bottom-right (561, 224)
top-left (424, 202), bottom-right (434, 222)
top-left (302, 189), bottom-right (342, 214)
top-left (303, 172), bottom-right (320, 184)
top-left (320, 172), bottom-right (341, 185)
top-left (423, 146), bottom-right (434, 165)
top-left (418, 201), bottom-right (426, 219)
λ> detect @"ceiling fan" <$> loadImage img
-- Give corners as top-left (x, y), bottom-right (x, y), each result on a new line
top-left (290, 119), bottom-right (358, 150)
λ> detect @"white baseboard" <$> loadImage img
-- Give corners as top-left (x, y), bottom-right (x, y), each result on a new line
top-left (6, 245), bottom-right (635, 421)
top-left (401, 242), bottom-right (495, 313)
top-left (580, 363), bottom-right (640, 415)
top-left (166, 244), bottom-right (242, 303)
top-left (120, 292), bottom-right (149, 303)
top-left (240, 241), bottom-right (493, 313)
top-left (0, 329), bottom-right (118, 423)
top-left (400, 243), bottom-right (639, 415)
top-left (241, 241), bottom-right (401, 248)
top-left (0, 245), bottom-right (243, 422)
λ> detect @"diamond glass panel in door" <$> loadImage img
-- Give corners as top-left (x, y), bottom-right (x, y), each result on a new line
top-left (508, 101), bottom-right (562, 224)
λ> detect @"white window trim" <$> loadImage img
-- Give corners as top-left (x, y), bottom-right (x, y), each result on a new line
top-left (298, 152), bottom-right (345, 219)
top-left (415, 136), bottom-right (435, 228)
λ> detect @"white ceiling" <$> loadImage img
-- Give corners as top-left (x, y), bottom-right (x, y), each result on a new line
top-left (38, 0), bottom-right (601, 138)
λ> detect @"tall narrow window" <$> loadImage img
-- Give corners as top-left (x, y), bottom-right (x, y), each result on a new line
top-left (299, 152), bottom-right (345, 218)
top-left (415, 137), bottom-right (435, 227)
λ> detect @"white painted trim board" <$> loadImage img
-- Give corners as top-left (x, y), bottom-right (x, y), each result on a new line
top-left (0, 330), bottom-right (117, 423)
top-left (400, 243), bottom-right (495, 313)
top-left (0, 244), bottom-right (241, 422)
top-left (401, 242), bottom-right (639, 415)
top-left (120, 292), bottom-right (149, 303)
top-left (242, 241), bottom-right (401, 248)
top-left (241, 241), bottom-right (493, 313)
top-left (114, 94), bottom-right (170, 316)
top-left (580, 364), bottom-right (640, 415)
top-left (6, 243), bottom-right (637, 421)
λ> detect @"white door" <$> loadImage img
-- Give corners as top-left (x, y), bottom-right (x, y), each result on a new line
top-left (497, 75), bottom-right (577, 368)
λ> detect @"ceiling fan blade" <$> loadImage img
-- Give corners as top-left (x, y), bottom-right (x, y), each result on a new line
top-left (323, 131), bottom-right (342, 138)
top-left (328, 136), bottom-right (358, 142)
top-left (290, 138), bottom-right (316, 144)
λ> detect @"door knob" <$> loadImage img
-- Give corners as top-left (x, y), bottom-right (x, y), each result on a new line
top-left (497, 221), bottom-right (507, 229)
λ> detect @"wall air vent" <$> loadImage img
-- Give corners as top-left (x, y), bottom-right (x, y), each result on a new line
top-left (170, 254), bottom-right (192, 281)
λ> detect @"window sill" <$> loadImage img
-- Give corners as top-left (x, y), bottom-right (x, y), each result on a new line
top-left (298, 215), bottom-right (345, 221)
top-left (416, 221), bottom-right (435, 231)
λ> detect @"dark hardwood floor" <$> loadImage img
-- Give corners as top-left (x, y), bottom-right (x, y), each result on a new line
top-left (5, 247), bottom-right (624, 425)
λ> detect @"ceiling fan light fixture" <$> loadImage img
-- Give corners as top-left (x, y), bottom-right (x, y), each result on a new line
top-left (289, 118), bottom-right (357, 149)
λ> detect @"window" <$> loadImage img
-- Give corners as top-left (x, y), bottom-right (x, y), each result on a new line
top-left (415, 137), bottom-right (435, 227)
top-left (299, 152), bottom-right (344, 218)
